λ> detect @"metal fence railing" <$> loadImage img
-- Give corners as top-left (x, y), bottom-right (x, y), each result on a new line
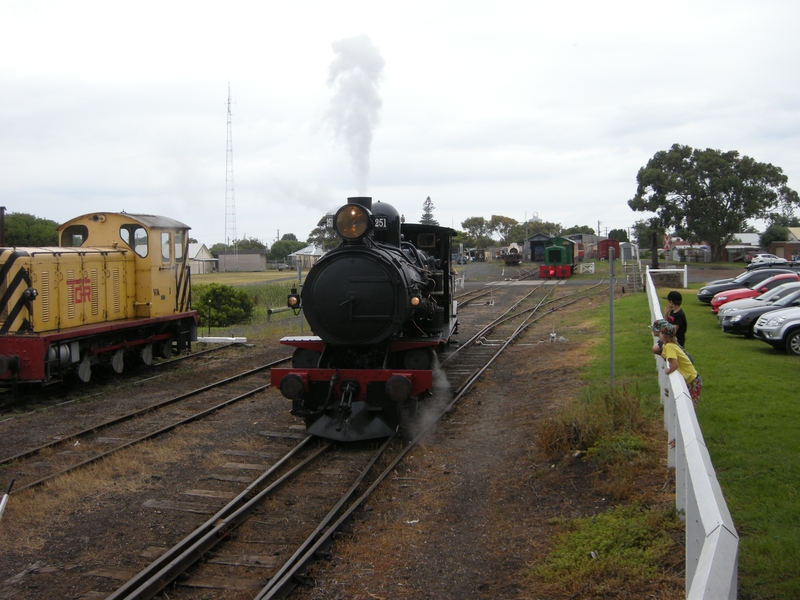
top-left (646, 274), bottom-right (738, 599)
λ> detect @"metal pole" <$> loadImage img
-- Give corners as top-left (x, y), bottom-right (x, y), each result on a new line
top-left (609, 247), bottom-right (615, 389)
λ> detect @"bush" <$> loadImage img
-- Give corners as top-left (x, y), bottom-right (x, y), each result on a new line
top-left (194, 283), bottom-right (254, 327)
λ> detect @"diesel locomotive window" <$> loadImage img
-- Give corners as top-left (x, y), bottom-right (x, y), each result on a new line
top-left (161, 232), bottom-right (171, 263)
top-left (120, 225), bottom-right (149, 258)
top-left (174, 232), bottom-right (184, 261)
top-left (60, 225), bottom-right (89, 247)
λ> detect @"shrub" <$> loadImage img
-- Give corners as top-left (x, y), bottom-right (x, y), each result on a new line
top-left (194, 283), bottom-right (254, 327)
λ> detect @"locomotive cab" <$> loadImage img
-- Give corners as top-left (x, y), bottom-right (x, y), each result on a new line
top-left (59, 213), bottom-right (193, 319)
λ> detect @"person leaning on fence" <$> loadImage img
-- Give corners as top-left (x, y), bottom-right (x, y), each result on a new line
top-left (651, 319), bottom-right (702, 407)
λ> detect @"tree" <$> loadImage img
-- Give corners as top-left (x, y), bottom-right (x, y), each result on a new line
top-left (4, 213), bottom-right (59, 246)
top-left (188, 237), bottom-right (198, 244)
top-left (281, 233), bottom-right (298, 241)
top-left (307, 217), bottom-right (340, 251)
top-left (632, 218), bottom-right (667, 262)
top-left (236, 237), bottom-right (267, 250)
top-left (208, 242), bottom-right (231, 255)
top-left (629, 144), bottom-right (800, 261)
top-left (489, 215), bottom-right (518, 243)
top-left (562, 225), bottom-right (595, 235)
top-left (460, 217), bottom-right (492, 247)
top-left (420, 196), bottom-right (438, 226)
top-left (608, 228), bottom-right (629, 242)
top-left (760, 224), bottom-right (790, 249)
top-left (526, 220), bottom-right (563, 237)
top-left (269, 239), bottom-right (306, 261)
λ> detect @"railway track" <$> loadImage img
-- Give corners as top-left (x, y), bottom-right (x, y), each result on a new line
top-left (86, 282), bottom-right (606, 600)
top-left (0, 356), bottom-right (291, 494)
top-left (0, 281), bottom-right (613, 599)
top-left (0, 343), bottom-right (239, 415)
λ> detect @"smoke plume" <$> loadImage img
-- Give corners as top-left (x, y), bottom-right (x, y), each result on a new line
top-left (326, 35), bottom-right (385, 194)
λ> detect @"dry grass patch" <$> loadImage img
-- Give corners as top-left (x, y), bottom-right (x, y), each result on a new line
top-left (0, 423), bottom-right (216, 551)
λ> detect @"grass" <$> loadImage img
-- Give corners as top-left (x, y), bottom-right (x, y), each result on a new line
top-left (582, 285), bottom-right (800, 599)
top-left (533, 503), bottom-right (682, 595)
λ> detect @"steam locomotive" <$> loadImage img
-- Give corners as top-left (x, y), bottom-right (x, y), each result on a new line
top-left (270, 197), bottom-right (458, 441)
top-left (0, 212), bottom-right (198, 386)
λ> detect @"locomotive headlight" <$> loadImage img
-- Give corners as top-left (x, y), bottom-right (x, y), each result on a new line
top-left (287, 287), bottom-right (301, 308)
top-left (335, 205), bottom-right (371, 240)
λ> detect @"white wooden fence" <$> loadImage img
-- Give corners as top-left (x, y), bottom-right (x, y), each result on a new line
top-left (646, 274), bottom-right (738, 599)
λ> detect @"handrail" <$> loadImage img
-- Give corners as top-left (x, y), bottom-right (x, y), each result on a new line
top-left (646, 274), bottom-right (738, 599)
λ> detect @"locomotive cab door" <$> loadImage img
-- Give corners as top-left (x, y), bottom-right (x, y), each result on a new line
top-left (138, 229), bottom-right (188, 318)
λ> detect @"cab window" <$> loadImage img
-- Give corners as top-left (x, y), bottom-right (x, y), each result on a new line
top-left (175, 232), bottom-right (184, 261)
top-left (61, 225), bottom-right (89, 247)
top-left (120, 225), bottom-right (149, 258)
top-left (161, 232), bottom-right (171, 263)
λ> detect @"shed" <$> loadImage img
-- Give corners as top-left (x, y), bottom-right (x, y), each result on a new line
top-left (187, 243), bottom-right (216, 274)
top-left (597, 239), bottom-right (620, 260)
top-left (526, 233), bottom-right (552, 262)
top-left (216, 249), bottom-right (270, 272)
top-left (288, 245), bottom-right (324, 269)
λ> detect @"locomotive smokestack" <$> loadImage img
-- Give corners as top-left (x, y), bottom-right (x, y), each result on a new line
top-left (347, 197), bottom-right (372, 210)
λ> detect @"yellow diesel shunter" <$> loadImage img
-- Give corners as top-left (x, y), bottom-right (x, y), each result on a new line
top-left (0, 212), bottom-right (197, 384)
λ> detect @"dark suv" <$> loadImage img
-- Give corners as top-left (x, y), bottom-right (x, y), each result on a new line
top-left (697, 268), bottom-right (800, 303)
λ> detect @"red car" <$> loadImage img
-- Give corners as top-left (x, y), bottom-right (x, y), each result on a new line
top-left (711, 273), bottom-right (800, 313)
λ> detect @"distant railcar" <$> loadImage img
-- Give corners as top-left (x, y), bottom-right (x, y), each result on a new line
top-left (538, 237), bottom-right (578, 278)
top-left (503, 247), bottom-right (522, 266)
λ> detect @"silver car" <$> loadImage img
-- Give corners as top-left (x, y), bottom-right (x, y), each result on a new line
top-left (753, 305), bottom-right (800, 355)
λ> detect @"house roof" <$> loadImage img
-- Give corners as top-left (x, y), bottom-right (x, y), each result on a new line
top-left (187, 243), bottom-right (214, 260)
top-left (733, 233), bottom-right (760, 245)
top-left (290, 244), bottom-right (324, 257)
top-left (788, 227), bottom-right (800, 241)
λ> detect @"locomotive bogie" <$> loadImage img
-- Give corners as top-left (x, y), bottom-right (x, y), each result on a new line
top-left (275, 366), bottom-right (433, 441)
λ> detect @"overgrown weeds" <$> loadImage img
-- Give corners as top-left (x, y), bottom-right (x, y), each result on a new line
top-left (531, 503), bottom-right (682, 596)
top-left (534, 384), bottom-right (647, 462)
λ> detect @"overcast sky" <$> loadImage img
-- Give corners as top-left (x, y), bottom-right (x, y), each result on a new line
top-left (2, 0), bottom-right (799, 247)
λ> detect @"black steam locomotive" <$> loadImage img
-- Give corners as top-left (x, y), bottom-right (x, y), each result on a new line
top-left (270, 197), bottom-right (458, 441)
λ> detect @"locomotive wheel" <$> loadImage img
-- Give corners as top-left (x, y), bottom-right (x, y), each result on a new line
top-left (159, 340), bottom-right (172, 359)
top-left (78, 354), bottom-right (92, 383)
top-left (141, 344), bottom-right (154, 366)
top-left (111, 349), bottom-right (124, 374)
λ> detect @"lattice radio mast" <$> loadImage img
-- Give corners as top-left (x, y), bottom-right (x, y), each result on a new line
top-left (224, 83), bottom-right (238, 272)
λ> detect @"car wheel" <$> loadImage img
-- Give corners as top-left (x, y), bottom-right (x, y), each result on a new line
top-left (785, 330), bottom-right (800, 356)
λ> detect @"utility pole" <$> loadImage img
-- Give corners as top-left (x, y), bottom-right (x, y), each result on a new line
top-left (224, 83), bottom-right (238, 272)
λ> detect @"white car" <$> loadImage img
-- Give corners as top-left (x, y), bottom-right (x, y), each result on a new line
top-left (749, 253), bottom-right (782, 265)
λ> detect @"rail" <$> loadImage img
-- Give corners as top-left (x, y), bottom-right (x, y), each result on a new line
top-left (646, 273), bottom-right (738, 599)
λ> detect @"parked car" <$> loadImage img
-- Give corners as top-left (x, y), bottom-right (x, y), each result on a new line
top-left (720, 288), bottom-right (800, 337)
top-left (697, 268), bottom-right (798, 303)
top-left (745, 254), bottom-right (791, 269)
top-left (748, 253), bottom-right (780, 264)
top-left (710, 273), bottom-right (800, 313)
top-left (753, 306), bottom-right (800, 355)
top-left (717, 281), bottom-right (800, 317)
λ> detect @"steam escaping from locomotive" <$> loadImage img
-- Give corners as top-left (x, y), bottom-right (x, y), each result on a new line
top-left (326, 35), bottom-right (385, 194)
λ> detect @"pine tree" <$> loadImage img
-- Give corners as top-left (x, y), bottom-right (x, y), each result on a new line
top-left (421, 196), bottom-right (439, 225)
